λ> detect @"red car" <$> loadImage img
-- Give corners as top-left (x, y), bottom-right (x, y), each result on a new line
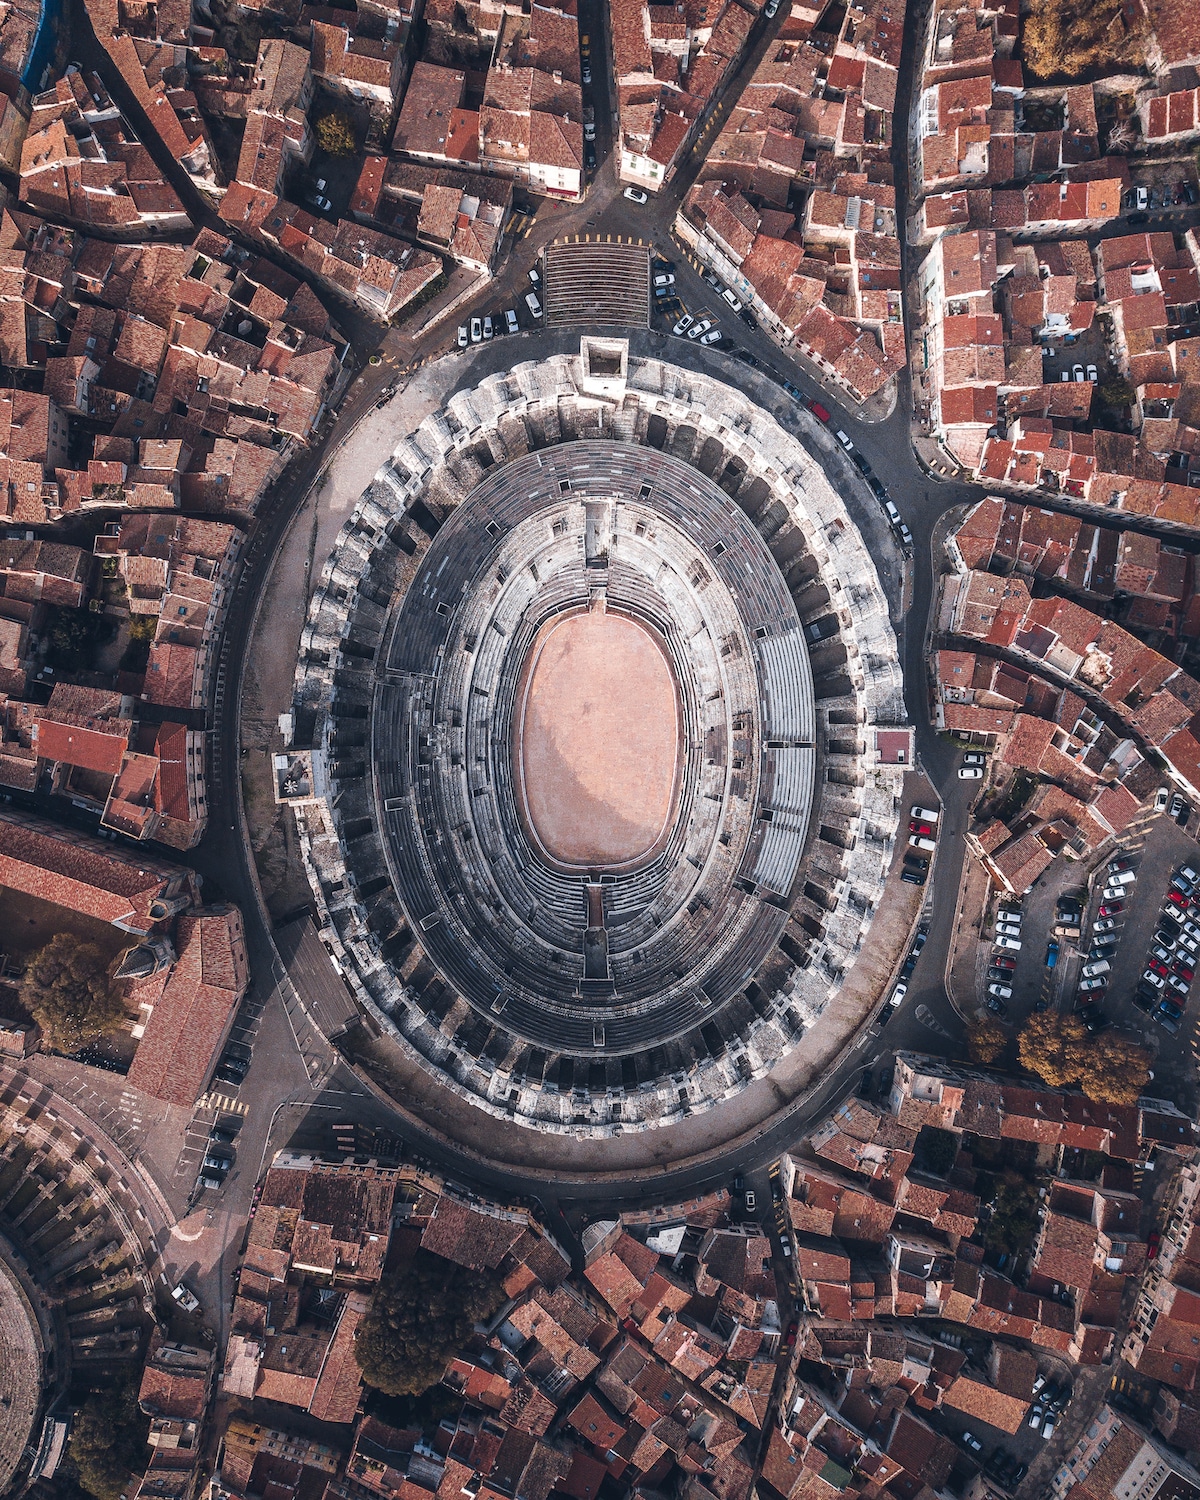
top-left (1098, 902), bottom-right (1124, 917)
top-left (993, 955), bottom-right (1017, 970)
top-left (1168, 891), bottom-right (1189, 909)
top-left (909, 821), bottom-right (933, 836)
top-left (785, 1320), bottom-right (799, 1347)
top-left (806, 397), bottom-right (832, 424)
top-left (1175, 960), bottom-right (1196, 981)
top-left (1149, 958), bottom-right (1170, 977)
top-left (1147, 1231), bottom-right (1160, 1261)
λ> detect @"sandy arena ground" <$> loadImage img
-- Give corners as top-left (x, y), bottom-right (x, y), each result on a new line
top-left (514, 605), bottom-right (681, 870)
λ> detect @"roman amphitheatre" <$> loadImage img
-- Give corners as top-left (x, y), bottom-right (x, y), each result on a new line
top-left (281, 331), bottom-right (911, 1157)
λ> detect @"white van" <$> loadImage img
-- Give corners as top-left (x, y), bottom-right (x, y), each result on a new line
top-left (1080, 959), bottom-right (1111, 978)
top-left (911, 805), bottom-right (940, 823)
top-left (909, 834), bottom-right (937, 852)
top-left (1108, 870), bottom-right (1136, 888)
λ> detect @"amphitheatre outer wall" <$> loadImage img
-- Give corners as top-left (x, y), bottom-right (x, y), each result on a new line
top-left (253, 336), bottom-right (916, 1176)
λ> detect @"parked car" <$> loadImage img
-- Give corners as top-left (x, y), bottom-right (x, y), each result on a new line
top-left (910, 834), bottom-right (937, 852)
top-left (457, 325), bottom-right (468, 348)
top-left (835, 429), bottom-right (854, 452)
top-left (687, 318), bottom-right (712, 340)
top-left (996, 923), bottom-right (1022, 939)
top-left (1143, 969), bottom-right (1167, 989)
top-left (901, 869), bottom-right (926, 885)
top-left (1042, 1417), bottom-right (1057, 1441)
top-left (992, 955), bottom-right (1017, 971)
top-left (963, 751), bottom-right (987, 766)
top-left (721, 287), bottom-right (743, 311)
top-left (1029, 1407), bottom-right (1043, 1431)
top-left (470, 317), bottom-right (482, 342)
top-left (525, 291), bottom-right (543, 318)
top-left (1148, 1231), bottom-right (1161, 1259)
top-left (171, 1283), bottom-right (200, 1313)
top-left (961, 1432), bottom-right (983, 1454)
top-left (1086, 365), bottom-right (1098, 381)
top-left (806, 397), bottom-right (832, 423)
top-left (1077, 976), bottom-right (1107, 993)
top-left (482, 315), bottom-right (493, 339)
top-left (1156, 785), bottom-right (1171, 810)
top-left (909, 821), bottom-right (933, 836)
top-left (986, 994), bottom-right (1008, 1016)
top-left (988, 983), bottom-right (1013, 1000)
top-left (699, 327), bottom-right (722, 344)
top-left (1173, 793), bottom-right (1190, 822)
top-left (673, 313), bottom-right (694, 336)
top-left (912, 806), bottom-right (941, 823)
top-left (1045, 940), bottom-right (1059, 969)
top-left (1099, 901), bottom-right (1124, 917)
top-left (505, 309), bottom-right (519, 335)
top-left (959, 766), bottom-right (983, 779)
top-left (623, 186), bottom-right (649, 203)
top-left (995, 934), bottom-right (1022, 952)
top-left (654, 273), bottom-right (676, 289)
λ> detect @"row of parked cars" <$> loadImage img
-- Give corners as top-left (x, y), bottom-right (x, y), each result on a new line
top-left (904, 803), bottom-right (940, 885)
top-left (1071, 855), bottom-right (1137, 1028)
top-left (1134, 862), bottom-right (1200, 1034)
top-left (880, 926), bottom-right (929, 1021)
top-left (986, 901), bottom-right (1024, 1013)
top-left (1027, 1372), bottom-right (1071, 1442)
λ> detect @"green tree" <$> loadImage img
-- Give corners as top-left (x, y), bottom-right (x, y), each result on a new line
top-left (43, 605), bottom-right (114, 673)
top-left (1097, 378), bottom-right (1135, 409)
top-left (355, 1249), bottom-right (504, 1396)
top-left (315, 111), bottom-right (356, 156)
top-left (20, 936), bottom-right (125, 1053)
top-left (68, 1379), bottom-right (149, 1500)
top-left (968, 1016), bottom-right (1008, 1065)
top-left (915, 1126), bottom-right (959, 1177)
top-left (1018, 1013), bottom-right (1150, 1104)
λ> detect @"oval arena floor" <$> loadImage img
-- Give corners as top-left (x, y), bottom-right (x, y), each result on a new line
top-left (514, 603), bottom-right (682, 872)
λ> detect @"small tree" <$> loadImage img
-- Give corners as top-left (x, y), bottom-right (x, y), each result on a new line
top-left (68, 1379), bottom-right (149, 1500)
top-left (316, 111), bottom-right (356, 157)
top-left (968, 1016), bottom-right (1008, 1065)
top-left (20, 935), bottom-right (125, 1053)
top-left (1098, 378), bottom-right (1135, 409)
top-left (355, 1249), bottom-right (504, 1396)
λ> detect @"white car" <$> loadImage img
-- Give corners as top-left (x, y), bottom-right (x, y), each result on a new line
top-left (765, 0), bottom-right (779, 13)
top-left (1073, 364), bottom-right (1085, 382)
top-left (997, 908), bottom-right (1022, 924)
top-left (1086, 364), bottom-right (1098, 381)
top-left (525, 291), bottom-right (543, 318)
top-left (673, 313), bottom-right (694, 336)
top-left (910, 834), bottom-right (936, 852)
top-left (482, 315), bottom-right (493, 340)
top-left (470, 317), bottom-right (482, 342)
top-left (1156, 786), bottom-right (1171, 810)
top-left (528, 266), bottom-right (540, 284)
top-left (912, 806), bottom-right (940, 823)
top-left (959, 766), bottom-right (983, 779)
top-left (721, 287), bottom-right (743, 311)
top-left (505, 309), bottom-right (519, 334)
top-left (995, 934), bottom-right (1022, 952)
top-left (836, 430), bottom-right (854, 451)
top-left (963, 751), bottom-right (987, 766)
top-left (171, 1283), bottom-right (200, 1313)
top-left (687, 318), bottom-right (712, 340)
top-left (1143, 970), bottom-right (1167, 989)
top-left (996, 924), bottom-right (1022, 939)
top-left (654, 273), bottom-right (676, 289)
top-left (1180, 932), bottom-right (1200, 956)
top-left (623, 186), bottom-right (649, 204)
top-left (988, 983), bottom-right (1013, 1000)
top-left (1135, 185), bottom-right (1149, 209)
top-left (1078, 976), bottom-right (1107, 993)
top-left (457, 325), bottom-right (468, 348)
top-left (584, 120), bottom-right (596, 141)
top-left (889, 981), bottom-right (908, 1007)
top-left (699, 327), bottom-right (722, 344)
top-left (1043, 1417), bottom-right (1057, 1441)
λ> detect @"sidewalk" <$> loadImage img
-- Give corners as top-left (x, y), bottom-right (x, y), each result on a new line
top-left (945, 851), bottom-right (992, 1020)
